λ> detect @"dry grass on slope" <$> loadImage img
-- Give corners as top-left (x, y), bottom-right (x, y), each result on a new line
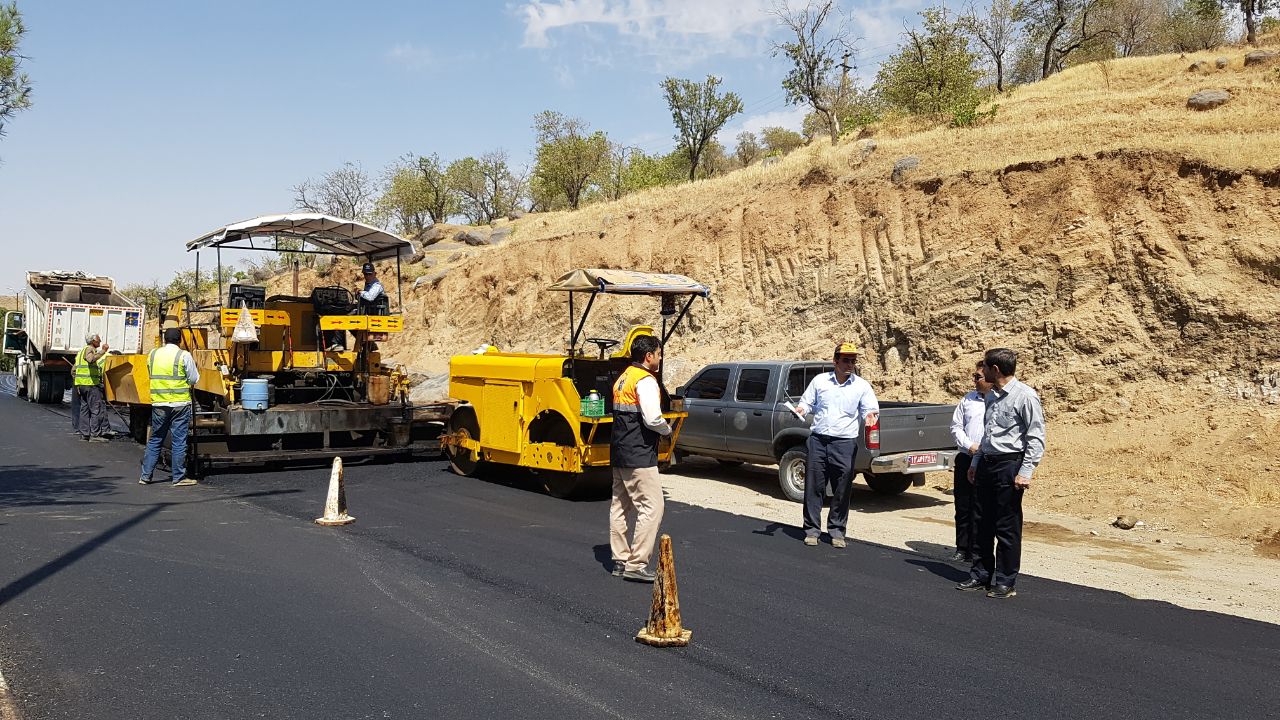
top-left (528, 42), bottom-right (1278, 246)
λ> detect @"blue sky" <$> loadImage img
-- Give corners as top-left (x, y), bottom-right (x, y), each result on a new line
top-left (0, 0), bottom-right (925, 295)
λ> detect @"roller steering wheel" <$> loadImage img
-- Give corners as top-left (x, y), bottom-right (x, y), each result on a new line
top-left (585, 337), bottom-right (619, 359)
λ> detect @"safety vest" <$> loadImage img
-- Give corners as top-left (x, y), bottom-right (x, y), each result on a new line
top-left (148, 344), bottom-right (191, 404)
top-left (73, 346), bottom-right (101, 387)
top-left (611, 364), bottom-right (661, 468)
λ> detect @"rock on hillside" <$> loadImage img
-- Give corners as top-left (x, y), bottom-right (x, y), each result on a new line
top-left (392, 150), bottom-right (1280, 418)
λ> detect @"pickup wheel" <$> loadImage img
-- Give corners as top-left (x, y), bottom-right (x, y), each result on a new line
top-left (865, 472), bottom-right (912, 495)
top-left (777, 447), bottom-right (808, 503)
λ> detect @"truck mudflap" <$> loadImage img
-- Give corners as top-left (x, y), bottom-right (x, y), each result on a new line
top-left (869, 450), bottom-right (958, 481)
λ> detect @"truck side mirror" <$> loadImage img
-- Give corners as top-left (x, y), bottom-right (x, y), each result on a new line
top-left (675, 385), bottom-right (685, 396)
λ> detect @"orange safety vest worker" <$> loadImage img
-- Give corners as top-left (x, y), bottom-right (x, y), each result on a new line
top-left (611, 364), bottom-right (662, 468)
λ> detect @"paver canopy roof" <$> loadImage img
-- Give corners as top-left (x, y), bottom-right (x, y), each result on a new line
top-left (548, 269), bottom-right (710, 296)
top-left (187, 213), bottom-right (415, 260)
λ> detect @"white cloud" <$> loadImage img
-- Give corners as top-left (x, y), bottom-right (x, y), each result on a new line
top-left (518, 0), bottom-right (776, 56)
top-left (386, 43), bottom-right (436, 71)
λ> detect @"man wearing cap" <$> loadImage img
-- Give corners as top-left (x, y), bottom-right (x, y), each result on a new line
top-left (355, 262), bottom-right (385, 314)
top-left (72, 333), bottom-right (110, 442)
top-left (139, 328), bottom-right (201, 487)
top-left (793, 342), bottom-right (880, 548)
top-left (326, 263), bottom-right (386, 351)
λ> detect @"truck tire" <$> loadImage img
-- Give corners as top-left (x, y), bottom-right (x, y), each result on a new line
top-left (446, 406), bottom-right (483, 477)
top-left (777, 447), bottom-right (807, 503)
top-left (865, 472), bottom-right (912, 495)
top-left (33, 371), bottom-right (59, 404)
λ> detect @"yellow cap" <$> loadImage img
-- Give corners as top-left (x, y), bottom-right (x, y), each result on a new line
top-left (834, 341), bottom-right (859, 356)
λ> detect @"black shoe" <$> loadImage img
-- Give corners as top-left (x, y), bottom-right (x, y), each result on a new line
top-left (949, 550), bottom-right (971, 563)
top-left (622, 567), bottom-right (656, 583)
top-left (611, 561), bottom-right (625, 577)
top-left (987, 584), bottom-right (1017, 599)
top-left (956, 578), bottom-right (988, 591)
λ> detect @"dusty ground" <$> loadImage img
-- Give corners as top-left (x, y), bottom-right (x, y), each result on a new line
top-left (664, 456), bottom-right (1280, 625)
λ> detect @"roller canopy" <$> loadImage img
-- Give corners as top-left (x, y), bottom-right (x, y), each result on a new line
top-left (548, 268), bottom-right (710, 296)
top-left (187, 213), bottom-right (415, 260)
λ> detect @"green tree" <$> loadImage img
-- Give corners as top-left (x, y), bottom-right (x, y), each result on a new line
top-left (1230, 0), bottom-right (1275, 44)
top-left (874, 8), bottom-right (984, 118)
top-left (1160, 0), bottom-right (1229, 51)
top-left (734, 131), bottom-right (761, 167)
top-left (760, 126), bottom-right (805, 155)
top-left (661, 75), bottom-right (744, 181)
top-left (531, 110), bottom-right (610, 210)
top-left (378, 157), bottom-right (433, 234)
top-left (772, 0), bottom-right (857, 145)
top-left (618, 149), bottom-right (684, 195)
top-left (414, 153), bottom-right (460, 224)
top-left (960, 0), bottom-right (1021, 92)
top-left (292, 161), bottom-right (378, 221)
top-left (1019, 0), bottom-right (1114, 79)
top-left (1, 1), bottom-right (32, 140)
top-left (801, 87), bottom-right (881, 140)
top-left (446, 151), bottom-right (520, 224)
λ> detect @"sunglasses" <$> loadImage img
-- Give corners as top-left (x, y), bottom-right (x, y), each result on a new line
top-left (835, 356), bottom-right (857, 364)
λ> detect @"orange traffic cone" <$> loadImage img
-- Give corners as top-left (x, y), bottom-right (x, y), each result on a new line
top-left (315, 457), bottom-right (355, 526)
top-left (635, 534), bottom-right (692, 647)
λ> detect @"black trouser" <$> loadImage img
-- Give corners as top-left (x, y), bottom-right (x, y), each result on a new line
top-left (953, 452), bottom-right (977, 557)
top-left (70, 385), bottom-right (81, 430)
top-left (969, 452), bottom-right (1024, 587)
top-left (77, 385), bottom-right (107, 438)
top-left (803, 433), bottom-right (857, 540)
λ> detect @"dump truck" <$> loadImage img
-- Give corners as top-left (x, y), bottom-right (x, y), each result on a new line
top-left (4, 271), bottom-right (145, 404)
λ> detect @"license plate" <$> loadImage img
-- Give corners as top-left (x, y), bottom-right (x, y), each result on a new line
top-left (907, 453), bottom-right (938, 466)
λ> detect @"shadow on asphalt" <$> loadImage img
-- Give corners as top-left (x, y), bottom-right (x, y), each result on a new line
top-left (672, 457), bottom-right (949, 511)
top-left (752, 521), bottom-right (806, 541)
top-left (591, 544), bottom-right (613, 573)
top-left (0, 489), bottom-right (301, 608)
top-left (0, 464), bottom-right (116, 508)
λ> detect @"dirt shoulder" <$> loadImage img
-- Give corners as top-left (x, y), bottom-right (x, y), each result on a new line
top-left (662, 457), bottom-right (1280, 626)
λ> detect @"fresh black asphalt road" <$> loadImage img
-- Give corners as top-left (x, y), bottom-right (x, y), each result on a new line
top-left (0, 389), bottom-right (1277, 719)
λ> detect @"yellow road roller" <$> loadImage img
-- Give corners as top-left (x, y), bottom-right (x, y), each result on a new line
top-left (441, 268), bottom-right (710, 497)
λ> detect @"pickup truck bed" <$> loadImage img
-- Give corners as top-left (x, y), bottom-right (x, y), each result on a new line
top-left (673, 361), bottom-right (957, 501)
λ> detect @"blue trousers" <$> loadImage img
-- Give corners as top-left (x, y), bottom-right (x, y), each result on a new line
top-left (803, 433), bottom-right (857, 540)
top-left (140, 405), bottom-right (192, 483)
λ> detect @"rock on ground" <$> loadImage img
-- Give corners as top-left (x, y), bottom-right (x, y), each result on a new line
top-left (1187, 89), bottom-right (1231, 110)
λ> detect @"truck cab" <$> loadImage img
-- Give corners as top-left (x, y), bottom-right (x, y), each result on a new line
top-left (675, 361), bottom-right (958, 501)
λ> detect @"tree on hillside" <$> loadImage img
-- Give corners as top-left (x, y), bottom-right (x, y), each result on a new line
top-left (617, 149), bottom-right (685, 195)
top-left (1, 1), bottom-right (33, 141)
top-left (960, 0), bottom-right (1021, 92)
top-left (734, 131), bottom-right (761, 167)
top-left (293, 162), bottom-right (379, 221)
top-left (661, 75), bottom-right (743, 181)
top-left (1228, 0), bottom-right (1275, 44)
top-left (378, 155), bottom-right (433, 234)
top-left (760, 126), bottom-right (806, 155)
top-left (801, 86), bottom-right (881, 140)
top-left (874, 8), bottom-right (984, 118)
top-left (531, 110), bottom-right (610, 210)
top-left (1104, 0), bottom-right (1165, 56)
top-left (447, 150), bottom-right (520, 224)
top-left (1161, 0), bottom-right (1229, 51)
top-left (1019, 0), bottom-right (1114, 79)
top-left (772, 0), bottom-right (858, 145)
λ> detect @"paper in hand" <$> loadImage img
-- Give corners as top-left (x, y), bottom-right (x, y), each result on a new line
top-left (783, 400), bottom-right (805, 420)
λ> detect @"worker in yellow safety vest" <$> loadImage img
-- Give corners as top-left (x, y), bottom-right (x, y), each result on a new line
top-left (607, 334), bottom-right (672, 584)
top-left (139, 328), bottom-right (200, 487)
top-left (72, 333), bottom-right (110, 442)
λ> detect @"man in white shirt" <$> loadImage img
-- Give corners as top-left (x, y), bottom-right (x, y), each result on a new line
top-left (948, 360), bottom-right (992, 562)
top-left (794, 342), bottom-right (880, 548)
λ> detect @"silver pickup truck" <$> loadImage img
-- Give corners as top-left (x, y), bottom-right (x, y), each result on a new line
top-left (673, 361), bottom-right (958, 502)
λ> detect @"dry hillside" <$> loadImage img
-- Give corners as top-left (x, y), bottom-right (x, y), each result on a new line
top-left (304, 45), bottom-right (1280, 549)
